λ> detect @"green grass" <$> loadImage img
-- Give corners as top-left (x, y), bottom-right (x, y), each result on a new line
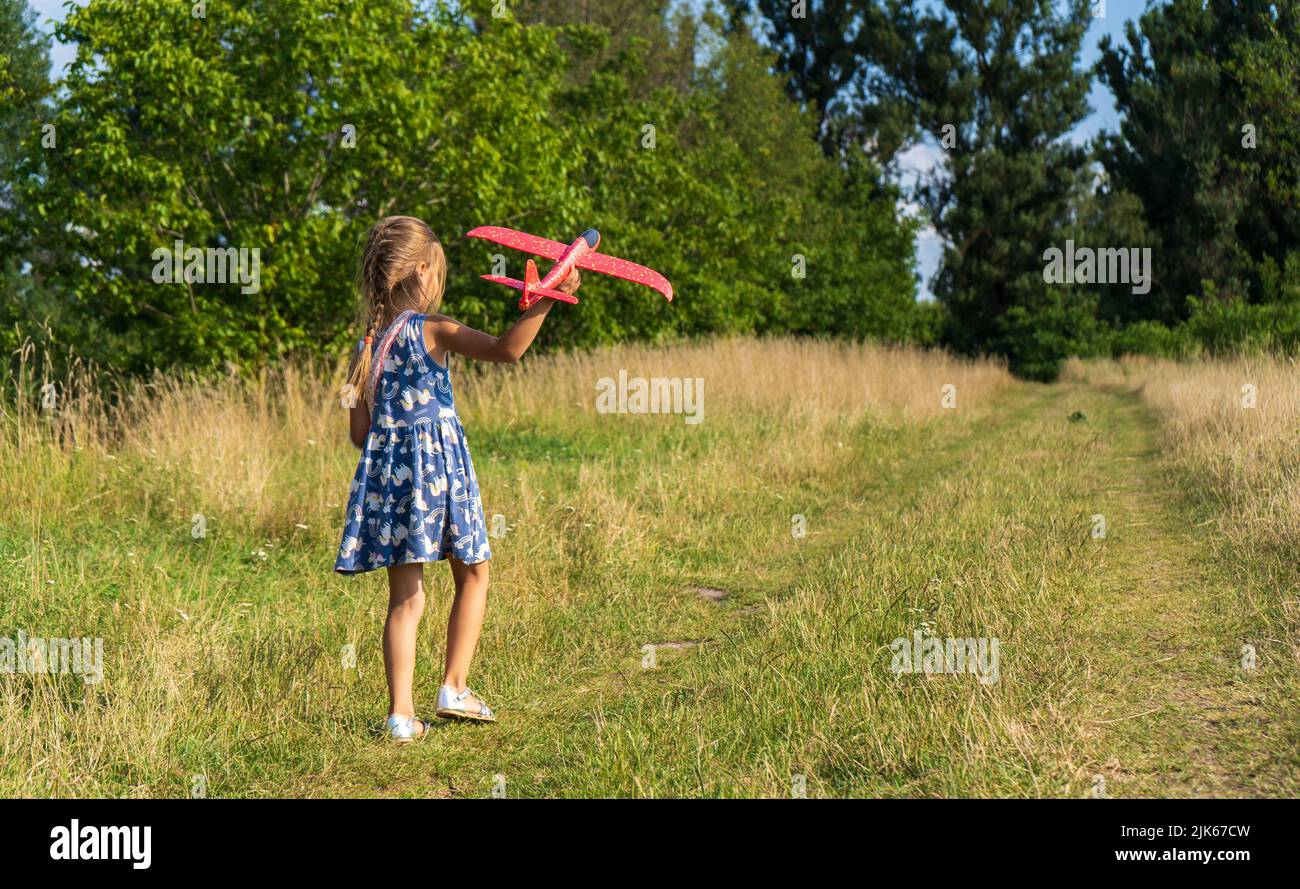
top-left (2, 342), bottom-right (1297, 797)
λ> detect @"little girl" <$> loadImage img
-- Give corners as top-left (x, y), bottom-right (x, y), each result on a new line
top-left (335, 215), bottom-right (578, 743)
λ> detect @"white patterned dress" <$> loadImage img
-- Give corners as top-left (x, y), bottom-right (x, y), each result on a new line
top-left (335, 314), bottom-right (491, 574)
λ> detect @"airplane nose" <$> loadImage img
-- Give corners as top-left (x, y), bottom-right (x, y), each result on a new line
top-left (581, 229), bottom-right (600, 248)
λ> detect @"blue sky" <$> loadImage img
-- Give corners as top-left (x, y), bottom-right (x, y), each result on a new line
top-left (27, 0), bottom-right (1148, 301)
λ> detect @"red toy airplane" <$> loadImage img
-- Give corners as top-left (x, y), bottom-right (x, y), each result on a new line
top-left (467, 226), bottom-right (674, 311)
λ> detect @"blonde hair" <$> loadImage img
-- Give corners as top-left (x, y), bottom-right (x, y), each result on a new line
top-left (342, 216), bottom-right (446, 405)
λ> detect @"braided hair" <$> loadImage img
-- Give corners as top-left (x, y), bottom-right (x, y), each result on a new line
top-left (342, 216), bottom-right (447, 408)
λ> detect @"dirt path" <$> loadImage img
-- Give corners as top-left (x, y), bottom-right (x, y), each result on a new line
top-left (1062, 383), bottom-right (1294, 798)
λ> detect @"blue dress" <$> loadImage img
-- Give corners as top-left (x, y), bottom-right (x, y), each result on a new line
top-left (335, 314), bottom-right (492, 574)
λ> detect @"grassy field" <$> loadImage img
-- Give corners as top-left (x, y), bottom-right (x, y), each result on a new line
top-left (1, 338), bottom-right (1297, 797)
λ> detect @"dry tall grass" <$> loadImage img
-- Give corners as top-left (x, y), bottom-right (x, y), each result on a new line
top-left (466, 336), bottom-right (1012, 425)
top-left (2, 337), bottom-right (1013, 541)
top-left (1064, 355), bottom-right (1300, 554)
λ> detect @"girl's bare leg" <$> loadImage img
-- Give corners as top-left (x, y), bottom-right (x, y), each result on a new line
top-left (443, 558), bottom-right (489, 705)
top-left (384, 563), bottom-right (426, 719)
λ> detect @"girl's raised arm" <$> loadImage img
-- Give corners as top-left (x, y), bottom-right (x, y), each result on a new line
top-left (425, 270), bottom-right (579, 365)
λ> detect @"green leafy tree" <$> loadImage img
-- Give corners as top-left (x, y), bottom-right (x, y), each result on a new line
top-left (513, 0), bottom-right (698, 94)
top-left (16, 0), bottom-right (576, 372)
top-left (13, 0), bottom-right (919, 374)
top-left (783, 153), bottom-right (919, 341)
top-left (536, 14), bottom-right (918, 345)
top-left (0, 0), bottom-right (50, 210)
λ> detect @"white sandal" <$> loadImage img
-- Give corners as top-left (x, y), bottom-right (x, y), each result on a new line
top-left (435, 685), bottom-right (496, 723)
top-left (385, 714), bottom-right (430, 744)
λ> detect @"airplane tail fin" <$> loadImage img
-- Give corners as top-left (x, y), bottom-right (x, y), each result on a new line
top-left (520, 259), bottom-right (542, 310)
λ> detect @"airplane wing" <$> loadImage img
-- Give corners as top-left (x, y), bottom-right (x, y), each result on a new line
top-left (466, 226), bottom-right (568, 261)
top-left (574, 252), bottom-right (673, 302)
top-left (467, 226), bottom-right (673, 302)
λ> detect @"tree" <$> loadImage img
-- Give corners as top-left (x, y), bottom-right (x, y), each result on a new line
top-left (16, 0), bottom-right (579, 372)
top-left (12, 0), bottom-right (920, 374)
top-left (0, 0), bottom-right (50, 210)
top-left (0, 0), bottom-right (53, 363)
top-left (890, 0), bottom-right (1094, 378)
top-left (1096, 0), bottom-right (1299, 321)
top-left (729, 0), bottom-right (911, 157)
top-left (1233, 13), bottom-right (1300, 214)
top-left (534, 14), bottom-right (918, 344)
top-left (513, 0), bottom-right (698, 95)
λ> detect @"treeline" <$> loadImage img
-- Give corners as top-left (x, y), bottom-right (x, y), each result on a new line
top-left (735, 0), bottom-right (1298, 378)
top-left (0, 0), bottom-right (918, 376)
top-left (1, 0), bottom-right (1298, 381)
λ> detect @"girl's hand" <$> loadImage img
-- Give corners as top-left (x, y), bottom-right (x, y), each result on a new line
top-left (557, 268), bottom-right (581, 295)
